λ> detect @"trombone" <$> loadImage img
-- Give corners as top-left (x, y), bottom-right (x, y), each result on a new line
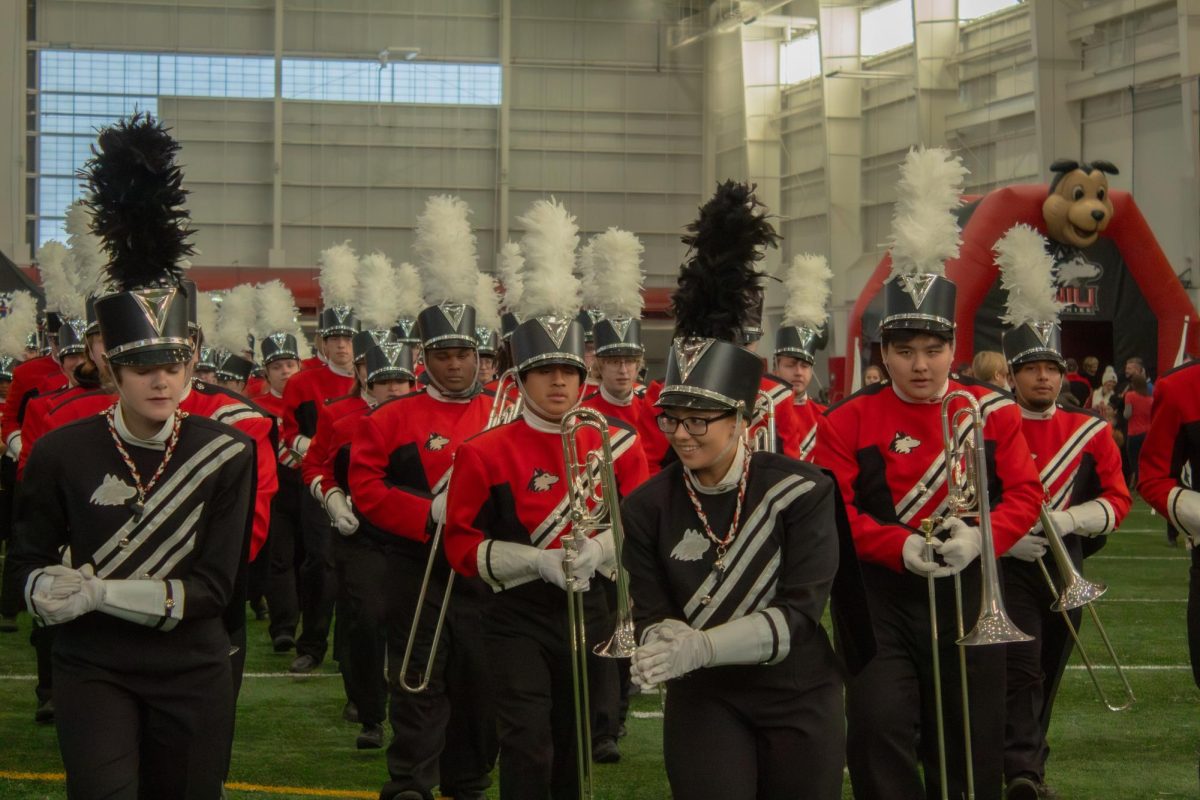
top-left (1035, 505), bottom-right (1135, 711)
top-left (398, 376), bottom-right (523, 694)
top-left (559, 406), bottom-right (637, 800)
top-left (749, 389), bottom-right (776, 453)
top-left (922, 390), bottom-right (1033, 800)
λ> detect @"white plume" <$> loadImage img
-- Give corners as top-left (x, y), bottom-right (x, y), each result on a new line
top-left (38, 241), bottom-right (84, 319)
top-left (356, 251), bottom-right (404, 329)
top-left (319, 241), bottom-right (359, 308)
top-left (213, 283), bottom-right (257, 354)
top-left (589, 228), bottom-right (645, 319)
top-left (782, 253), bottom-right (832, 329)
top-left (496, 242), bottom-right (524, 313)
top-left (64, 201), bottom-right (107, 299)
top-left (577, 241), bottom-right (598, 309)
top-left (394, 261), bottom-right (425, 320)
top-left (516, 198), bottom-right (581, 319)
top-left (197, 292), bottom-right (219, 337)
top-left (995, 224), bottom-right (1064, 327)
top-left (888, 146), bottom-right (968, 279)
top-left (413, 195), bottom-right (479, 306)
top-left (474, 274), bottom-right (502, 332)
top-left (255, 280), bottom-right (298, 338)
top-left (0, 292), bottom-right (38, 359)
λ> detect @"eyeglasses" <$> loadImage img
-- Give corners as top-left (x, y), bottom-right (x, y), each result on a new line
top-left (656, 409), bottom-right (736, 436)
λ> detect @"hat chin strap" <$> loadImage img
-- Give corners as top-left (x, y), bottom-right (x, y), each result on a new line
top-left (424, 350), bottom-right (480, 400)
top-left (514, 369), bottom-right (579, 425)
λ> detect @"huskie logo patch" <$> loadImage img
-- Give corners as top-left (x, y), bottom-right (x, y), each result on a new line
top-left (91, 474), bottom-right (137, 507)
top-left (528, 468), bottom-right (560, 493)
top-left (671, 528), bottom-right (711, 562)
top-left (425, 432), bottom-right (450, 452)
top-left (890, 432), bottom-right (921, 454)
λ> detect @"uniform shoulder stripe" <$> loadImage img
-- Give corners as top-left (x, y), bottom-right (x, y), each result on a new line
top-left (1160, 359), bottom-right (1200, 381)
top-left (51, 389), bottom-right (110, 415)
top-left (823, 381), bottom-right (888, 416)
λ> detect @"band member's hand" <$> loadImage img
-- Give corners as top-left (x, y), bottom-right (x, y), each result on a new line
top-left (536, 548), bottom-right (569, 590)
top-left (641, 618), bottom-right (692, 647)
top-left (1173, 488), bottom-right (1200, 534)
top-left (32, 564), bottom-right (85, 600)
top-left (937, 518), bottom-right (981, 573)
top-left (1032, 509), bottom-right (1076, 536)
top-left (1004, 533), bottom-right (1048, 562)
top-left (325, 489), bottom-right (359, 536)
top-left (631, 626), bottom-right (712, 687)
top-left (902, 534), bottom-right (940, 576)
top-left (32, 565), bottom-right (104, 624)
top-left (570, 536), bottom-right (604, 584)
top-left (430, 492), bottom-right (448, 525)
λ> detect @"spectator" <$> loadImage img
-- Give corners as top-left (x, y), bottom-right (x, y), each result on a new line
top-left (1081, 355), bottom-right (1101, 388)
top-left (971, 350), bottom-right (1009, 391)
top-left (1063, 358), bottom-right (1091, 404)
top-left (955, 362), bottom-right (974, 378)
top-left (863, 364), bottom-right (885, 385)
top-left (1120, 356), bottom-right (1153, 393)
top-left (1088, 366), bottom-right (1118, 411)
top-left (1122, 373), bottom-right (1153, 489)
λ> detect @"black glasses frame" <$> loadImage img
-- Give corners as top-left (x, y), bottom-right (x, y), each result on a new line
top-left (656, 408), bottom-right (736, 436)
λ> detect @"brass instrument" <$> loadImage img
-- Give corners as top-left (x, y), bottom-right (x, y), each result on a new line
top-left (399, 373), bottom-right (521, 693)
top-left (749, 389), bottom-right (776, 453)
top-left (923, 390), bottom-right (1033, 800)
top-left (1035, 505), bottom-right (1135, 711)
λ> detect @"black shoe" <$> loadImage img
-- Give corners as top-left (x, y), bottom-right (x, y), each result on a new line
top-left (34, 699), bottom-right (54, 724)
top-left (592, 737), bottom-right (621, 764)
top-left (356, 723), bottom-right (384, 749)
top-left (617, 722), bottom-right (627, 739)
top-left (1006, 777), bottom-right (1042, 800)
top-left (272, 634), bottom-right (295, 653)
top-left (0, 615), bottom-right (18, 633)
top-left (251, 599), bottom-right (269, 621)
top-left (289, 654), bottom-right (320, 673)
top-left (342, 701), bottom-right (360, 724)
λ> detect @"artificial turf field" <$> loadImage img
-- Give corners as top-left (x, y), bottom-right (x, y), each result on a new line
top-left (0, 500), bottom-right (1197, 799)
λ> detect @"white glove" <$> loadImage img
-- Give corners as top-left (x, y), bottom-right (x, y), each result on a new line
top-left (537, 549), bottom-right (569, 591)
top-left (569, 536), bottom-right (604, 585)
top-left (1032, 509), bottom-right (1076, 536)
top-left (293, 436), bottom-right (311, 457)
top-left (631, 625), bottom-right (712, 687)
top-left (325, 489), bottom-right (358, 536)
top-left (430, 492), bottom-right (448, 525)
top-left (902, 533), bottom-right (941, 576)
top-left (32, 564), bottom-right (85, 599)
top-left (1005, 533), bottom-right (1048, 562)
top-left (32, 564), bottom-right (105, 625)
top-left (938, 517), bottom-right (982, 574)
top-left (641, 617), bottom-right (693, 647)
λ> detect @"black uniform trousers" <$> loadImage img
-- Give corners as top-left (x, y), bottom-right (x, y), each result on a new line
top-left (1002, 554), bottom-right (1080, 783)
top-left (588, 576), bottom-right (623, 745)
top-left (1189, 544), bottom-right (1200, 689)
top-left (53, 650), bottom-right (232, 800)
top-left (265, 467), bottom-right (303, 643)
top-left (296, 490), bottom-right (337, 662)
top-left (0, 455), bottom-right (19, 618)
top-left (484, 584), bottom-right (608, 800)
top-left (846, 560), bottom-right (1006, 800)
top-left (333, 532), bottom-right (387, 728)
top-left (383, 543), bottom-right (497, 800)
top-left (663, 655), bottom-right (846, 800)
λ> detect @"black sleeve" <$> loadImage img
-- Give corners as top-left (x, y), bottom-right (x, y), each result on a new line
top-left (621, 488), bottom-right (681, 642)
top-left (183, 444), bottom-right (255, 621)
top-left (8, 440), bottom-right (71, 615)
top-left (770, 474), bottom-right (840, 650)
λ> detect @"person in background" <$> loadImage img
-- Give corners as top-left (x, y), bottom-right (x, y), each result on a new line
top-left (862, 364), bottom-right (885, 386)
top-left (1081, 355), bottom-right (1101, 388)
top-left (972, 350), bottom-right (1009, 392)
top-left (1088, 366), bottom-right (1118, 412)
top-left (1122, 373), bottom-right (1153, 490)
top-left (1062, 359), bottom-right (1091, 405)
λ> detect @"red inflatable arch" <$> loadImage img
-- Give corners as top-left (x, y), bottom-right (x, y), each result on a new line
top-left (844, 185), bottom-right (1198, 389)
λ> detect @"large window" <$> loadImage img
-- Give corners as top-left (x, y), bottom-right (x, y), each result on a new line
top-left (780, 33), bottom-right (822, 85)
top-left (34, 50), bottom-right (502, 245)
top-left (860, 0), bottom-right (914, 57)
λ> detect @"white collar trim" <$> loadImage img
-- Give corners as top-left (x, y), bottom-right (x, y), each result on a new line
top-left (599, 384), bottom-right (633, 407)
top-left (114, 403), bottom-right (173, 451)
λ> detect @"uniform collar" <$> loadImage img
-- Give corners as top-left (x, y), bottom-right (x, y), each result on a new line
top-left (114, 402), bottom-right (173, 451)
top-left (794, 393), bottom-right (808, 406)
top-left (270, 387), bottom-right (283, 399)
top-left (1020, 403), bottom-right (1056, 420)
top-left (599, 384), bottom-right (633, 407)
top-left (684, 439), bottom-right (747, 495)
top-left (890, 380), bottom-right (950, 405)
top-left (427, 383), bottom-right (473, 404)
top-left (361, 389), bottom-right (378, 408)
top-left (328, 362), bottom-right (354, 378)
top-left (522, 407), bottom-right (561, 434)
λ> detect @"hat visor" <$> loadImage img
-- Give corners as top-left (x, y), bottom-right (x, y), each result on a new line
top-left (368, 369), bottom-right (416, 384)
top-left (880, 316), bottom-right (956, 335)
top-left (110, 345), bottom-right (193, 367)
top-left (424, 337), bottom-right (478, 350)
top-left (773, 348), bottom-right (814, 363)
top-left (655, 390), bottom-right (734, 413)
top-left (1009, 350), bottom-right (1066, 370)
top-left (596, 345), bottom-right (644, 358)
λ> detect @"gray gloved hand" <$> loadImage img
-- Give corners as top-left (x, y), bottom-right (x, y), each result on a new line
top-left (430, 492), bottom-right (448, 525)
top-left (631, 625), bottom-right (712, 688)
top-left (937, 517), bottom-right (982, 574)
top-left (1005, 533), bottom-right (1048, 562)
top-left (325, 489), bottom-right (359, 536)
top-left (33, 564), bottom-right (105, 625)
top-left (537, 548), bottom-right (568, 591)
top-left (902, 533), bottom-right (940, 576)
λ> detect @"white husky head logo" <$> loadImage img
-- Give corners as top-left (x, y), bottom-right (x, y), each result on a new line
top-left (90, 474), bottom-right (137, 507)
top-left (528, 468), bottom-right (560, 493)
top-left (671, 529), bottom-right (711, 562)
top-left (890, 432), bottom-right (921, 454)
top-left (425, 432), bottom-right (450, 452)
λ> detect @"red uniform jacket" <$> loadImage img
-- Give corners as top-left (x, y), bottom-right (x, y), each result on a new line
top-left (1021, 405), bottom-right (1129, 535)
top-left (302, 393), bottom-right (368, 499)
top-left (792, 396), bottom-right (826, 462)
top-left (253, 389), bottom-right (302, 470)
top-left (814, 379), bottom-right (1042, 572)
top-left (280, 365), bottom-right (355, 454)
top-left (2, 355), bottom-right (62, 449)
top-left (349, 388), bottom-right (493, 546)
top-left (18, 385), bottom-right (89, 474)
top-left (328, 406), bottom-right (371, 494)
top-left (581, 386), bottom-right (662, 485)
top-left (301, 355), bottom-right (324, 371)
top-left (443, 413), bottom-right (649, 581)
top-left (19, 388), bottom-right (114, 477)
top-left (748, 374), bottom-right (801, 459)
top-left (1139, 361), bottom-right (1200, 533)
top-left (245, 375), bottom-right (266, 398)
top-left (35, 370), bottom-right (69, 394)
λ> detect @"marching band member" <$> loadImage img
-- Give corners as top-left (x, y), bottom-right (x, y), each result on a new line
top-left (993, 225), bottom-right (1130, 800)
top-left (1, 315), bottom-right (63, 463)
top-left (250, 281), bottom-right (306, 652)
top-left (281, 243), bottom-right (360, 673)
top-left (814, 148), bottom-right (1042, 800)
top-left (442, 199), bottom-right (648, 799)
top-left (208, 284), bottom-right (258, 397)
top-left (474, 272), bottom-right (502, 386)
top-left (9, 113), bottom-right (255, 799)
top-left (774, 253), bottom-right (832, 461)
top-left (349, 196), bottom-right (498, 800)
top-left (743, 292), bottom-right (803, 458)
top-left (622, 181), bottom-right (864, 800)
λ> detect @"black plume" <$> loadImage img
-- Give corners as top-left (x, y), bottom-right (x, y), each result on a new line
top-left (670, 180), bottom-right (779, 340)
top-left (80, 113), bottom-right (194, 290)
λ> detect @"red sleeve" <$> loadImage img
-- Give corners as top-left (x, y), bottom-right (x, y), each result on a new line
top-left (1, 371), bottom-right (32, 443)
top-left (300, 403), bottom-right (335, 494)
top-left (773, 395), bottom-right (801, 459)
top-left (1139, 378), bottom-right (1181, 515)
top-left (813, 410), bottom-right (916, 571)
top-left (347, 410), bottom-right (433, 543)
top-left (981, 403), bottom-right (1044, 555)
top-left (1086, 425), bottom-right (1131, 526)
top-left (442, 441), bottom-right (489, 576)
top-left (230, 415), bottom-right (278, 562)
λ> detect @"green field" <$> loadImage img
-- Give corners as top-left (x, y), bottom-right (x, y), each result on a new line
top-left (1, 502), bottom-right (1197, 799)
